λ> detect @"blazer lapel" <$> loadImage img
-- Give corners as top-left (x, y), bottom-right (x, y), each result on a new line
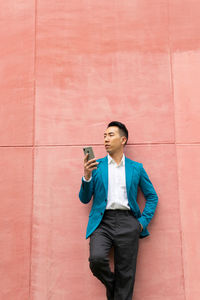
top-left (125, 156), bottom-right (133, 198)
top-left (100, 156), bottom-right (108, 196)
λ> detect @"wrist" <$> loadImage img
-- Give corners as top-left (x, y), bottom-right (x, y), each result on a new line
top-left (84, 175), bottom-right (91, 181)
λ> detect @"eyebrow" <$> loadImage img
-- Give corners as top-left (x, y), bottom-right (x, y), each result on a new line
top-left (104, 132), bottom-right (115, 136)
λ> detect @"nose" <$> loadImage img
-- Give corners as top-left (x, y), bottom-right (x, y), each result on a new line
top-left (104, 137), bottom-right (110, 143)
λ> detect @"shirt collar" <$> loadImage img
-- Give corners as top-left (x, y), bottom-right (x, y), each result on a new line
top-left (107, 153), bottom-right (125, 166)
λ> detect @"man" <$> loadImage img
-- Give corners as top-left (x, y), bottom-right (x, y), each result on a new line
top-left (79, 121), bottom-right (158, 300)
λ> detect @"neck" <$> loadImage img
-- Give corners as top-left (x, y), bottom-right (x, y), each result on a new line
top-left (109, 150), bottom-right (124, 165)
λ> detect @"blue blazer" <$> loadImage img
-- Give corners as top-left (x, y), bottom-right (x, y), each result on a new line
top-left (79, 155), bottom-right (158, 239)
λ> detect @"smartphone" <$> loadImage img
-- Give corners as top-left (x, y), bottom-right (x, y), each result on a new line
top-left (83, 146), bottom-right (95, 161)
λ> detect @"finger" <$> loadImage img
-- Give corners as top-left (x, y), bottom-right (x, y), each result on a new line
top-left (87, 159), bottom-right (98, 166)
top-left (87, 157), bottom-right (97, 163)
top-left (86, 162), bottom-right (99, 168)
top-left (84, 153), bottom-right (89, 162)
top-left (86, 165), bottom-right (98, 172)
top-left (88, 166), bottom-right (98, 171)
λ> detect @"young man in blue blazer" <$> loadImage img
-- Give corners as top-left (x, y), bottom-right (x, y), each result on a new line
top-left (79, 121), bottom-right (158, 300)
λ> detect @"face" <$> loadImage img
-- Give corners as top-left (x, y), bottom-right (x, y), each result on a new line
top-left (104, 126), bottom-right (126, 154)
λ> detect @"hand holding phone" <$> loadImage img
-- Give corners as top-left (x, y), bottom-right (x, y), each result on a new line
top-left (83, 147), bottom-right (98, 180)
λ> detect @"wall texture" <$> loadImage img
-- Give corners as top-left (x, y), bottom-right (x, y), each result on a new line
top-left (0, 1), bottom-right (200, 299)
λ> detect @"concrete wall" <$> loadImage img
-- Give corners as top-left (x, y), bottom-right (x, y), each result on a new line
top-left (0, 1), bottom-right (200, 299)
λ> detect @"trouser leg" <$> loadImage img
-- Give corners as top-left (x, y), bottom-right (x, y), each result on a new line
top-left (89, 220), bottom-right (115, 299)
top-left (113, 213), bottom-right (140, 300)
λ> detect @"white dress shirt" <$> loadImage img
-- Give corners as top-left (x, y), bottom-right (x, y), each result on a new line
top-left (83, 153), bottom-right (130, 210)
top-left (106, 153), bottom-right (130, 210)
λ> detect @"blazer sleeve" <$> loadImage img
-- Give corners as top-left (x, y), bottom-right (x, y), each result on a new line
top-left (79, 176), bottom-right (94, 204)
top-left (137, 164), bottom-right (158, 230)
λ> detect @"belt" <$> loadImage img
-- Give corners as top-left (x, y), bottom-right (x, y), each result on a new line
top-left (104, 209), bottom-right (133, 215)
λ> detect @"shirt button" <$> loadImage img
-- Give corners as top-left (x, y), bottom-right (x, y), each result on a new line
top-left (105, 199), bottom-right (107, 202)
top-left (101, 213), bottom-right (103, 215)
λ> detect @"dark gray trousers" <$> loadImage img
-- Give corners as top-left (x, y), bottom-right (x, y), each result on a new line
top-left (89, 209), bottom-right (140, 300)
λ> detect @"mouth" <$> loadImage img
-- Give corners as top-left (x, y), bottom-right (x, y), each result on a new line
top-left (105, 145), bottom-right (110, 148)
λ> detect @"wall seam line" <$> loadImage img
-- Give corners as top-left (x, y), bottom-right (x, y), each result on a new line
top-left (167, 1), bottom-right (187, 299)
top-left (0, 142), bottom-right (200, 148)
top-left (29, 0), bottom-right (38, 298)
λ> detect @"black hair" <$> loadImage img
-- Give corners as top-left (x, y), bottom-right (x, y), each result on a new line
top-left (107, 121), bottom-right (128, 146)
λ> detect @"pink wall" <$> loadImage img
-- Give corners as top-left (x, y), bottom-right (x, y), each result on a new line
top-left (0, 1), bottom-right (200, 299)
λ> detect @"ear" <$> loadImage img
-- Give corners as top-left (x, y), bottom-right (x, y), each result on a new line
top-left (122, 136), bottom-right (127, 145)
